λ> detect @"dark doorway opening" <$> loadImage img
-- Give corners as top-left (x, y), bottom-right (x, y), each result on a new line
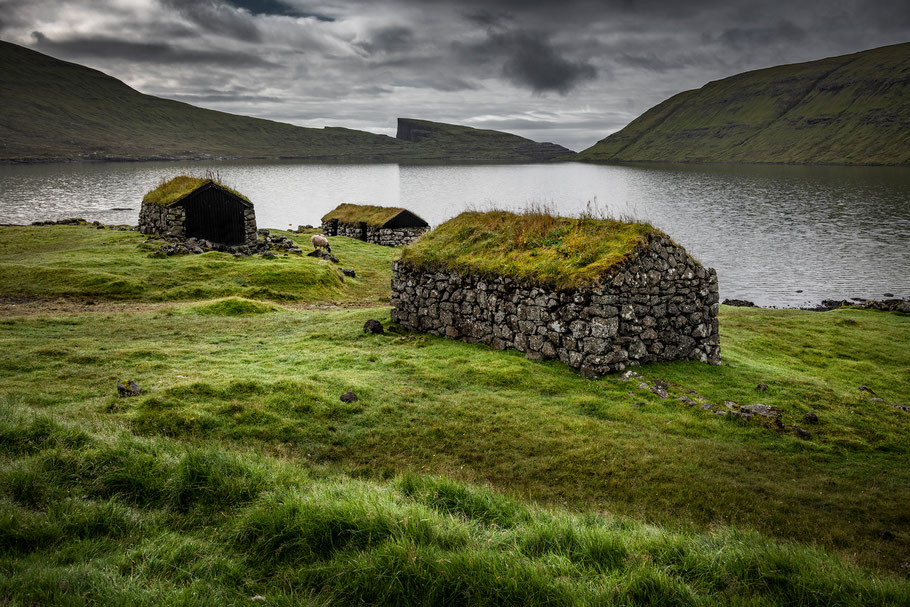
top-left (182, 187), bottom-right (247, 245)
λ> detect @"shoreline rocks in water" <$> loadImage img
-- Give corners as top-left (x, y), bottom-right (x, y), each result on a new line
top-left (723, 296), bottom-right (909, 313)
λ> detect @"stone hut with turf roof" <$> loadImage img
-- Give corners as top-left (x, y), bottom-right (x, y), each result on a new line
top-left (139, 176), bottom-right (257, 247)
top-left (321, 203), bottom-right (429, 247)
top-left (391, 210), bottom-right (720, 377)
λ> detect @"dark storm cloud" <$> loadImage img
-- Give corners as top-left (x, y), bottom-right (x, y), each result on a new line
top-left (462, 9), bottom-right (513, 29)
top-left (30, 31), bottom-right (278, 68)
top-left (457, 29), bottom-right (598, 94)
top-left (167, 92), bottom-right (284, 103)
top-left (715, 20), bottom-right (807, 50)
top-left (223, 0), bottom-right (335, 20)
top-left (470, 117), bottom-right (610, 131)
top-left (159, 0), bottom-right (262, 41)
top-left (357, 26), bottom-right (414, 54)
top-left (615, 53), bottom-right (691, 73)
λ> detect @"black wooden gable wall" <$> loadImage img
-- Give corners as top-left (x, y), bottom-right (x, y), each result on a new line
top-left (176, 184), bottom-right (249, 246)
top-left (382, 210), bottom-right (429, 229)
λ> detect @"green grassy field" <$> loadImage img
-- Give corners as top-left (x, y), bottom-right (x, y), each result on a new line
top-left (577, 42), bottom-right (910, 166)
top-left (0, 225), bottom-right (908, 604)
top-left (0, 225), bottom-right (397, 303)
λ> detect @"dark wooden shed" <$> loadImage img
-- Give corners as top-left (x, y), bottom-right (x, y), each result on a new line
top-left (139, 177), bottom-right (257, 247)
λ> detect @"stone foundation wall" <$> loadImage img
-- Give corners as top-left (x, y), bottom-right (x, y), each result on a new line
top-left (139, 202), bottom-right (184, 238)
top-left (241, 208), bottom-right (258, 246)
top-left (391, 233), bottom-right (720, 377)
top-left (375, 226), bottom-right (429, 246)
top-left (321, 221), bottom-right (428, 246)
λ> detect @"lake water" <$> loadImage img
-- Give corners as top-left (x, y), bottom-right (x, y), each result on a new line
top-left (1, 160), bottom-right (908, 307)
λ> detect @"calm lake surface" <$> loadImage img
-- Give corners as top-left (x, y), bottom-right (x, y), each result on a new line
top-left (1, 160), bottom-right (908, 307)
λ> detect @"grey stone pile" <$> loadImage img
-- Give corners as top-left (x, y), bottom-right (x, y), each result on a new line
top-left (391, 232), bottom-right (720, 377)
top-left (149, 233), bottom-right (304, 257)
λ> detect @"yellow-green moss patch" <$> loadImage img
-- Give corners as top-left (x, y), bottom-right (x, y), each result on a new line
top-left (142, 176), bottom-right (251, 207)
top-left (400, 210), bottom-right (658, 290)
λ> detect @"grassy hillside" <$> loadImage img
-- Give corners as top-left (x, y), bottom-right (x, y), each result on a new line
top-left (0, 225), bottom-right (908, 603)
top-left (396, 118), bottom-right (572, 161)
top-left (0, 41), bottom-right (570, 164)
top-left (577, 42), bottom-right (910, 166)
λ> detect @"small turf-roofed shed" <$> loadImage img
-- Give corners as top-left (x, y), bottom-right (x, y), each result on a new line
top-left (391, 210), bottom-right (720, 377)
top-left (321, 203), bottom-right (429, 246)
top-left (139, 176), bottom-right (257, 247)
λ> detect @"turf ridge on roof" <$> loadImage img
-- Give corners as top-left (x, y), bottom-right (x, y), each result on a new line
top-left (399, 210), bottom-right (661, 290)
top-left (142, 176), bottom-right (251, 207)
top-left (321, 203), bottom-right (410, 227)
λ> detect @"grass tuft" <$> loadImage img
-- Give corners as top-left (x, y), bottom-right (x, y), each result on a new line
top-left (187, 297), bottom-right (279, 317)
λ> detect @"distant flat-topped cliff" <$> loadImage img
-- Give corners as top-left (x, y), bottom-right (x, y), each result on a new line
top-left (0, 41), bottom-right (569, 163)
top-left (577, 42), bottom-right (910, 166)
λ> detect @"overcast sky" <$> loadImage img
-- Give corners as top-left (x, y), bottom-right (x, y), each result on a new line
top-left (2, 0), bottom-right (909, 151)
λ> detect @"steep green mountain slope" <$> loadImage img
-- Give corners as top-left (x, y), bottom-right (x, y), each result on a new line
top-left (397, 118), bottom-right (572, 161)
top-left (0, 41), bottom-right (569, 163)
top-left (577, 42), bottom-right (910, 166)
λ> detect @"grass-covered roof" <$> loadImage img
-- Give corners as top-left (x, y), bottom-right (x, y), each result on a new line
top-left (142, 176), bottom-right (251, 207)
top-left (399, 210), bottom-right (659, 290)
top-left (322, 203), bottom-right (408, 227)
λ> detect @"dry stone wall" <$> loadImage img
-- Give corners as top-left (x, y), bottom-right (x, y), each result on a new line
top-left (391, 233), bottom-right (720, 376)
top-left (139, 202), bottom-right (184, 238)
top-left (322, 220), bottom-right (428, 246)
top-left (240, 208), bottom-right (258, 246)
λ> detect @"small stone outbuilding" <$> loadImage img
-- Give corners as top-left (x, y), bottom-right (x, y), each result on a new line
top-left (139, 176), bottom-right (257, 247)
top-left (321, 204), bottom-right (429, 246)
top-left (391, 210), bottom-right (720, 377)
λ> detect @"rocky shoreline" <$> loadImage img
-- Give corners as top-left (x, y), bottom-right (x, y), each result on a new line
top-left (723, 297), bottom-right (910, 313)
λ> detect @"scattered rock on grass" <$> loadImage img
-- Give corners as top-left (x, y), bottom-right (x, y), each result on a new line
top-left (756, 383), bottom-right (768, 391)
top-left (117, 379), bottom-right (141, 397)
top-left (793, 425), bottom-right (811, 439)
top-left (363, 319), bottom-right (384, 334)
top-left (307, 249), bottom-right (339, 263)
top-left (804, 411), bottom-right (819, 424)
top-left (649, 380), bottom-right (669, 399)
top-left (342, 268), bottom-right (356, 278)
top-left (858, 385), bottom-right (876, 395)
top-left (340, 391), bottom-right (359, 403)
top-left (740, 404), bottom-right (780, 418)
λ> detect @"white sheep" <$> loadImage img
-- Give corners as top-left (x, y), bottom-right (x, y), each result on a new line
top-left (311, 233), bottom-right (332, 253)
